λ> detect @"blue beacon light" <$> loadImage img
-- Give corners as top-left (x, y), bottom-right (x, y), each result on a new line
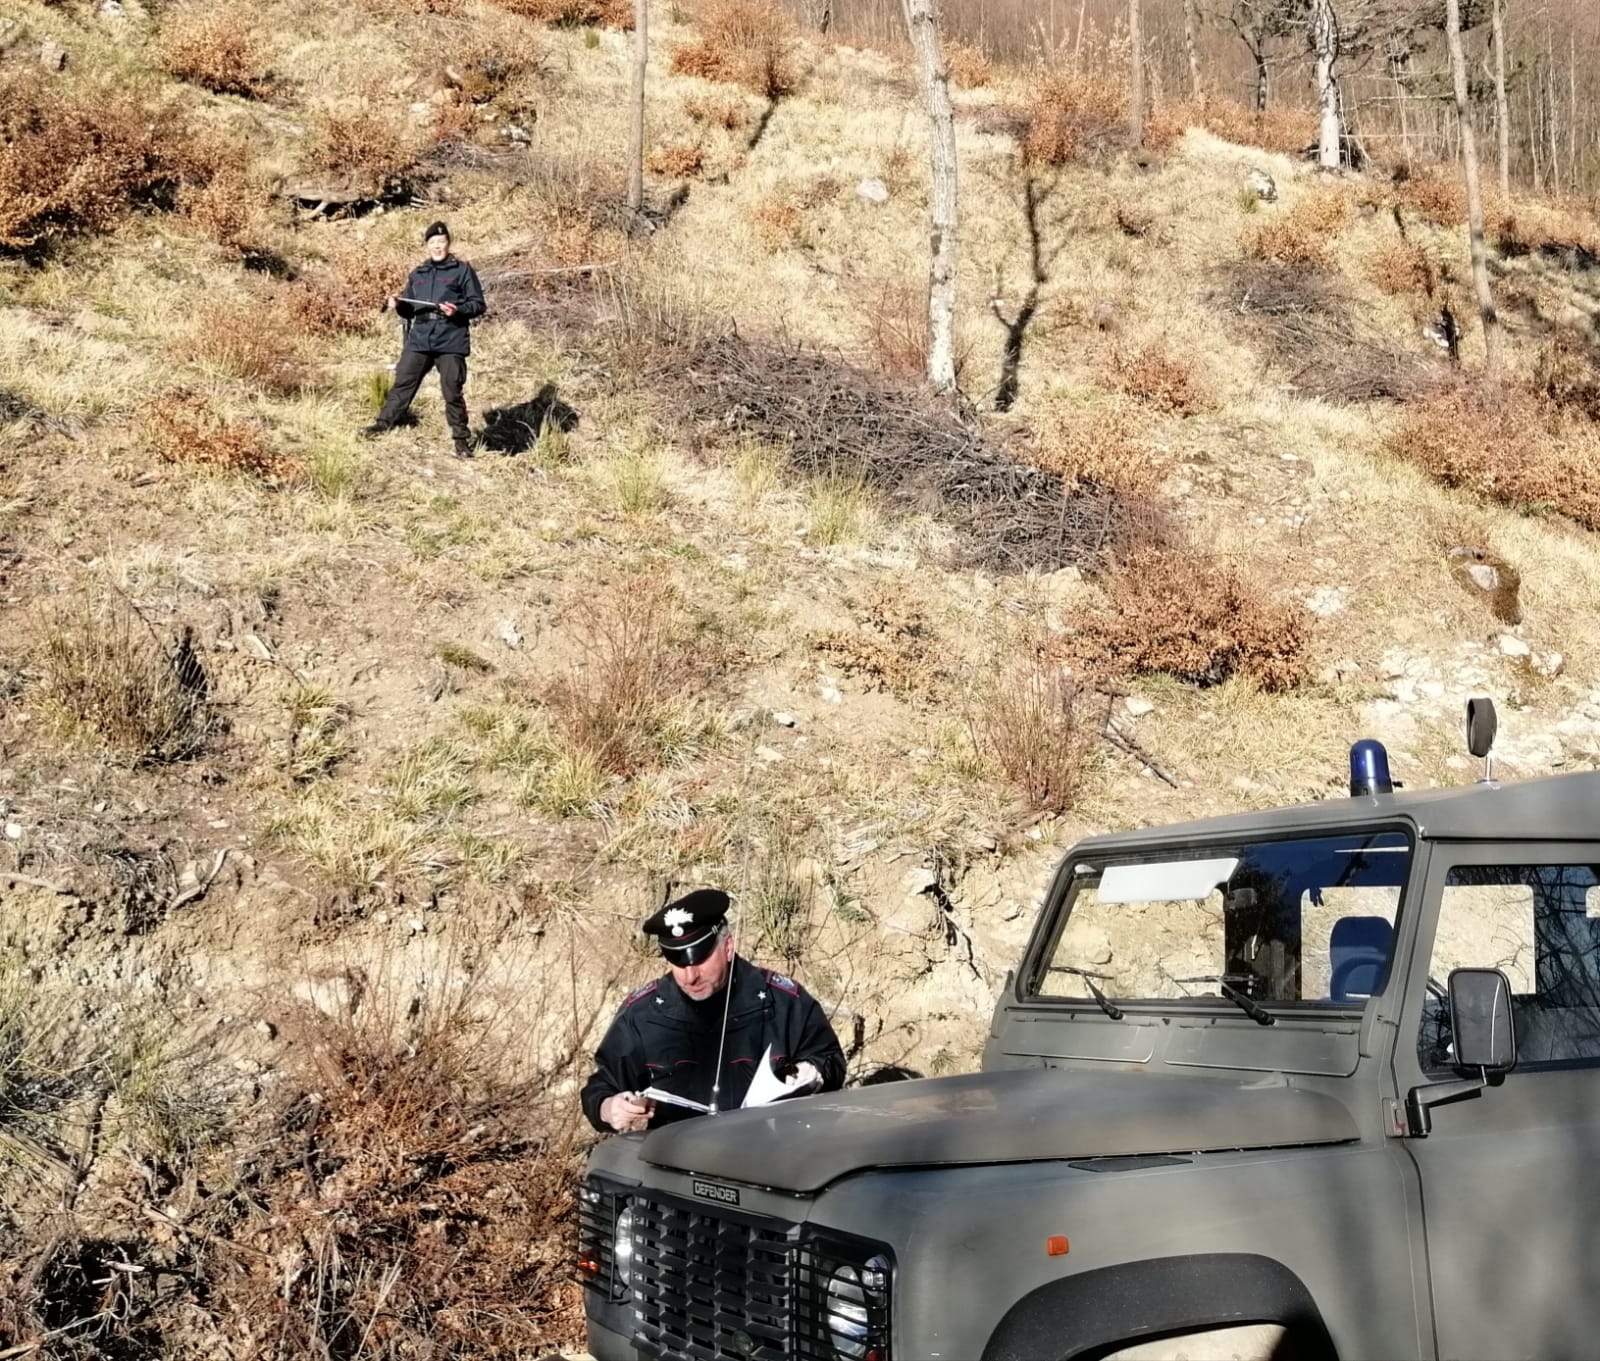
top-left (1349, 739), bottom-right (1394, 797)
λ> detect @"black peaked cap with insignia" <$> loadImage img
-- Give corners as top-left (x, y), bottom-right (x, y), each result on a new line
top-left (642, 888), bottom-right (730, 966)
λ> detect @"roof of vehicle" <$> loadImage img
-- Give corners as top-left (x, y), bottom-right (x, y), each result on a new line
top-left (1071, 770), bottom-right (1600, 858)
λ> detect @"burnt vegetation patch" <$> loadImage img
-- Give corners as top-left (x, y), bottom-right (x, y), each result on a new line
top-left (680, 335), bottom-right (1168, 573)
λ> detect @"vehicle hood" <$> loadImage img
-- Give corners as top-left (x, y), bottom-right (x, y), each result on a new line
top-left (641, 1067), bottom-right (1358, 1193)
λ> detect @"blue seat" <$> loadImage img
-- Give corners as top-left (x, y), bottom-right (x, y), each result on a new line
top-left (1329, 916), bottom-right (1392, 1001)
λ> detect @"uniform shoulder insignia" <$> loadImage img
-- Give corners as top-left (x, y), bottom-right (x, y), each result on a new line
top-left (764, 969), bottom-right (799, 995)
top-left (625, 979), bottom-right (659, 1006)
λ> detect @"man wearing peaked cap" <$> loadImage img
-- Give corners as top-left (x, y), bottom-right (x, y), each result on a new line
top-left (581, 887), bottom-right (847, 1133)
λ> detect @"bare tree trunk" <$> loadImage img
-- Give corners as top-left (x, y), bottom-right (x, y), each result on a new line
top-left (1073, 0), bottom-right (1088, 67)
top-left (1128, 0), bottom-right (1145, 146)
top-left (1390, 42), bottom-right (1412, 166)
top-left (1183, 0), bottom-right (1202, 100)
top-left (1568, 30), bottom-right (1578, 196)
top-left (626, 0), bottom-right (648, 213)
top-left (1250, 30), bottom-right (1268, 112)
top-left (1491, 0), bottom-right (1510, 196)
top-left (1446, 0), bottom-right (1501, 381)
top-left (1310, 0), bottom-right (1341, 169)
top-left (902, 0), bottom-right (959, 395)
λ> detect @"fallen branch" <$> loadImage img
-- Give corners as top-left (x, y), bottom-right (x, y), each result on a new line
top-left (1102, 717), bottom-right (1181, 788)
top-left (167, 848), bottom-right (228, 914)
top-left (1, 872), bottom-right (73, 895)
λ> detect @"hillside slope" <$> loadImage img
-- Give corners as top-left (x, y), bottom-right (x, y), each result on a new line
top-left (2, 0), bottom-right (1600, 1347)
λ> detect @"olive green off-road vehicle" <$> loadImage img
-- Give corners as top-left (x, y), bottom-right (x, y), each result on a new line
top-left (580, 704), bottom-right (1597, 1360)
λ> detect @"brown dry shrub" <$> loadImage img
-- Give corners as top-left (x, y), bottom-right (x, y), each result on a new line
top-left (525, 158), bottom-right (627, 274)
top-left (307, 106), bottom-right (425, 192)
top-left (1388, 386), bottom-right (1600, 529)
top-left (750, 193), bottom-right (803, 251)
top-left (1020, 70), bottom-right (1126, 167)
top-left (1363, 239), bottom-right (1438, 297)
top-left (683, 92), bottom-right (749, 129)
top-left (286, 239), bottom-right (409, 336)
top-left (1532, 332), bottom-right (1600, 421)
top-left (646, 141), bottom-right (706, 178)
top-left (1069, 546), bottom-right (1312, 693)
top-left (179, 302), bottom-right (309, 394)
top-left (216, 1006), bottom-right (587, 1354)
top-left (1031, 398), bottom-right (1163, 498)
top-left (544, 581), bottom-right (723, 777)
top-left (1393, 172), bottom-right (1466, 228)
top-left (140, 389), bottom-right (300, 482)
top-left (34, 590), bottom-right (209, 764)
top-left (670, 0), bottom-right (796, 100)
top-left (0, 73), bottom-right (171, 249)
top-left (1194, 99), bottom-right (1316, 155)
top-left (945, 41), bottom-right (993, 89)
top-left (156, 6), bottom-right (270, 97)
top-left (1244, 200), bottom-right (1339, 270)
top-left (966, 644), bottom-right (1103, 813)
top-left (813, 582), bottom-right (944, 699)
top-left (492, 0), bottom-right (633, 27)
top-left (1103, 342), bottom-right (1208, 416)
top-left (1143, 105), bottom-right (1188, 154)
top-left (355, 0), bottom-right (463, 13)
top-left (1491, 198), bottom-right (1600, 258)
top-left (179, 162), bottom-right (264, 251)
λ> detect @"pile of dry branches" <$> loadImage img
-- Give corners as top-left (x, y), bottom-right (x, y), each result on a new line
top-left (682, 335), bottom-right (1160, 573)
top-left (1218, 262), bottom-right (1452, 404)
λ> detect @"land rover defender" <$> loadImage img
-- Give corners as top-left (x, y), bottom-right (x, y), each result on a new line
top-left (579, 704), bottom-right (1600, 1359)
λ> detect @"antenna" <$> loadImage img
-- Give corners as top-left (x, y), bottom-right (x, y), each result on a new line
top-left (706, 909), bottom-right (738, 1115)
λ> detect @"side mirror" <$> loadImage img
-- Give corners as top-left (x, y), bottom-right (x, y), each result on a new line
top-left (1449, 967), bottom-right (1517, 1073)
top-left (1466, 696), bottom-right (1497, 760)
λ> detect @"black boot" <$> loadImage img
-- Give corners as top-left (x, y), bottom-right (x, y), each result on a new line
top-left (452, 437), bottom-right (475, 459)
top-left (359, 422), bottom-right (390, 439)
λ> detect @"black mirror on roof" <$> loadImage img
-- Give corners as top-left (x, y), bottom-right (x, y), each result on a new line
top-left (1466, 696), bottom-right (1498, 761)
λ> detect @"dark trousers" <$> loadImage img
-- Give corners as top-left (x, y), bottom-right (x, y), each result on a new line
top-left (378, 350), bottom-right (469, 442)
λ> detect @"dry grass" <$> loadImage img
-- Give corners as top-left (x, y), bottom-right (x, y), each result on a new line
top-left (543, 580), bottom-right (724, 778)
top-left (1069, 546), bottom-right (1312, 693)
top-left (1362, 239), bottom-right (1439, 298)
top-left (179, 302), bottom-right (310, 394)
top-left (179, 161), bottom-right (268, 253)
top-left (0, 73), bottom-right (173, 250)
top-left (1102, 342), bottom-right (1208, 416)
top-left (1191, 99), bottom-right (1316, 155)
top-left (287, 239), bottom-right (411, 336)
top-left (34, 590), bottom-right (209, 764)
top-left (156, 5), bottom-right (271, 98)
top-left (684, 92), bottom-right (749, 130)
top-left (140, 389), bottom-right (302, 482)
top-left (966, 641), bottom-right (1103, 813)
top-left (863, 277), bottom-right (971, 384)
top-left (670, 0), bottom-right (796, 100)
top-left (1386, 386), bottom-right (1600, 530)
top-left (1018, 70), bottom-right (1127, 167)
top-left (750, 194), bottom-right (804, 251)
top-left (813, 581), bottom-right (945, 699)
top-left (646, 141), bottom-right (707, 178)
top-left (492, 0), bottom-right (633, 28)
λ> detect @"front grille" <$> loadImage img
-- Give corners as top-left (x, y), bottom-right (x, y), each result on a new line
top-left (632, 1195), bottom-right (797, 1360)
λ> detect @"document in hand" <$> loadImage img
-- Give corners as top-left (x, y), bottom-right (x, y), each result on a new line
top-left (639, 1046), bottom-right (819, 1116)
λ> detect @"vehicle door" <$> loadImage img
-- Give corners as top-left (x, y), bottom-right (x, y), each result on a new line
top-left (1393, 843), bottom-right (1600, 1360)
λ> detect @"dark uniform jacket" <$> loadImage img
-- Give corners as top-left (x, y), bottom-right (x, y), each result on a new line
top-left (581, 957), bottom-right (847, 1131)
top-left (395, 254), bottom-right (485, 356)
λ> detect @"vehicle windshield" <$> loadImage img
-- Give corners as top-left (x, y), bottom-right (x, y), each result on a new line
top-left (1027, 830), bottom-right (1411, 1008)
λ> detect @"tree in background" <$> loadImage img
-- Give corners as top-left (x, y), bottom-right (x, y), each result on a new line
top-left (1221, 0), bottom-right (1301, 112)
top-left (1129, 0), bottom-right (1145, 145)
top-left (1309, 0), bottom-right (1342, 167)
top-left (902, 0), bottom-right (959, 394)
top-left (626, 0), bottom-right (648, 213)
top-left (1490, 0), bottom-right (1510, 195)
top-left (1445, 0), bottom-right (1502, 379)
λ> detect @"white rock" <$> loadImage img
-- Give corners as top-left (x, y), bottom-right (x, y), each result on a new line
top-left (40, 39), bottom-right (67, 71)
top-left (3, 821), bottom-right (20, 840)
top-left (497, 618), bottom-right (523, 649)
top-left (1465, 562), bottom-right (1502, 591)
top-left (292, 976), bottom-right (354, 1017)
top-left (1534, 651), bottom-right (1565, 678)
top-left (755, 745), bottom-right (784, 763)
top-left (900, 866), bottom-right (937, 895)
top-left (819, 682), bottom-right (843, 704)
top-left (1497, 634), bottom-right (1531, 658)
top-left (856, 177), bottom-right (890, 205)
top-left (1305, 586), bottom-right (1348, 618)
top-left (1123, 696), bottom-right (1156, 718)
top-left (1243, 167), bottom-right (1277, 201)
top-left (771, 711), bottom-right (797, 727)
top-left (409, 917), bottom-right (426, 934)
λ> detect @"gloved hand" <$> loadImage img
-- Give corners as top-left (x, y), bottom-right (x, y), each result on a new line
top-left (784, 1061), bottom-right (821, 1093)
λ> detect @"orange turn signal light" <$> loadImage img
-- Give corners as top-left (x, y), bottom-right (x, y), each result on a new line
top-left (1045, 1235), bottom-right (1069, 1256)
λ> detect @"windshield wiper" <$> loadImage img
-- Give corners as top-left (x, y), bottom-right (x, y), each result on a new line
top-left (1046, 965), bottom-right (1124, 1021)
top-left (1172, 974), bottom-right (1277, 1026)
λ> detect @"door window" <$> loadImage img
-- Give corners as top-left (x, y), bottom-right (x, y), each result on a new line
top-left (1420, 864), bottom-right (1600, 1072)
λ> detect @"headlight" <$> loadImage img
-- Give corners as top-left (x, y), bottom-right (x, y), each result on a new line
top-left (612, 1201), bottom-right (637, 1299)
top-left (825, 1255), bottom-right (891, 1361)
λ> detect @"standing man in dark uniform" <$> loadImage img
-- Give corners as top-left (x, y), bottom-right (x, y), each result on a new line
top-left (361, 220), bottom-right (486, 458)
top-left (582, 889), bottom-right (847, 1133)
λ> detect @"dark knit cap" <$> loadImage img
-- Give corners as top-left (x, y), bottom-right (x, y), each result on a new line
top-left (422, 220), bottom-right (451, 242)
